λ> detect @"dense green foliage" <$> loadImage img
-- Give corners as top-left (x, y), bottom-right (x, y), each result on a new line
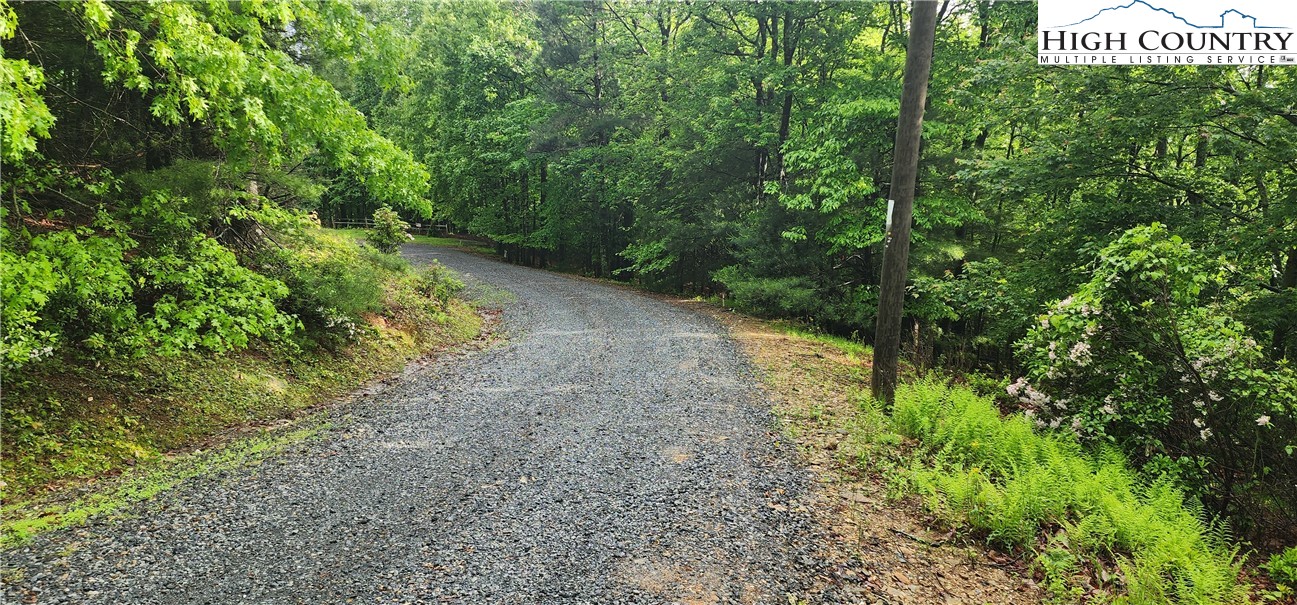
top-left (1, 0), bottom-right (432, 371)
top-left (326, 0), bottom-right (1295, 539)
top-left (1264, 546), bottom-right (1297, 595)
top-left (0, 0), bottom-right (475, 520)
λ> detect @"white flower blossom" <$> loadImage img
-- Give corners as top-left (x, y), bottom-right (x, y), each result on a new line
top-left (1007, 377), bottom-right (1028, 397)
top-left (1200, 428), bottom-right (1213, 440)
top-left (1257, 415), bottom-right (1272, 427)
top-left (1018, 384), bottom-right (1051, 407)
top-left (1068, 341), bottom-right (1092, 366)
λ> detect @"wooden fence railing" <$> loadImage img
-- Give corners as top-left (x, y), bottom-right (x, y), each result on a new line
top-left (326, 217), bottom-right (451, 236)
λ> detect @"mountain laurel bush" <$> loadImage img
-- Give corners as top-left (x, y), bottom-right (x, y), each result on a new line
top-left (1012, 223), bottom-right (1297, 521)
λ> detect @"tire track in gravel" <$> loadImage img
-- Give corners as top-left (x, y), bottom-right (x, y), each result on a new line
top-left (3, 245), bottom-right (833, 605)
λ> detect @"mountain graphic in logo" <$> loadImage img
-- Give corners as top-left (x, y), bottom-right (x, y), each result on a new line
top-left (1056, 1), bottom-right (1287, 29)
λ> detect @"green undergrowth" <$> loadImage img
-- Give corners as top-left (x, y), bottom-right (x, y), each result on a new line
top-left (875, 379), bottom-right (1249, 604)
top-left (1, 417), bottom-right (330, 547)
top-left (2, 238), bottom-right (483, 544)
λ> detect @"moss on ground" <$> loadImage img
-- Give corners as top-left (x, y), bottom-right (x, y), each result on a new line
top-left (1, 418), bottom-right (330, 547)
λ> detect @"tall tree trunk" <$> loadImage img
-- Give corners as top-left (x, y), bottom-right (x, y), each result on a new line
top-left (520, 166), bottom-right (531, 265)
top-left (655, 5), bottom-right (672, 139)
top-left (1274, 249), bottom-right (1297, 360)
top-left (776, 9), bottom-right (797, 184)
top-left (871, 0), bottom-right (938, 405)
top-left (1186, 131), bottom-right (1208, 206)
top-left (753, 13), bottom-right (769, 202)
top-left (540, 160), bottom-right (551, 268)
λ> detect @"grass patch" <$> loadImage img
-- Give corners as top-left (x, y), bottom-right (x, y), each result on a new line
top-left (888, 379), bottom-right (1249, 604)
top-left (326, 227), bottom-right (368, 241)
top-left (409, 234), bottom-right (494, 254)
top-left (323, 228), bottom-right (495, 255)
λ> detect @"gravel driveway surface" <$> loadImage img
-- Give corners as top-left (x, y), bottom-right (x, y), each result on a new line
top-left (3, 245), bottom-right (828, 604)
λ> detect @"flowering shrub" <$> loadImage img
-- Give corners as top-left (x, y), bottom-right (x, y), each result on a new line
top-left (367, 206), bottom-right (412, 254)
top-left (1013, 224), bottom-right (1297, 519)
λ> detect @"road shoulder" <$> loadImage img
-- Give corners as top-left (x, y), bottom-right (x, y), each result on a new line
top-left (681, 301), bottom-right (1043, 604)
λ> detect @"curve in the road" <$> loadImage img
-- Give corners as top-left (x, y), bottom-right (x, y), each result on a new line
top-left (3, 245), bottom-right (830, 604)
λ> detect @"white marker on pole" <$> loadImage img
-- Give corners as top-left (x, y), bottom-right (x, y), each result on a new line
top-left (886, 199), bottom-right (895, 232)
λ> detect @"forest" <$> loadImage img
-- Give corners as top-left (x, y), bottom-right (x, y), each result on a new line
top-left (2, 0), bottom-right (1296, 601)
top-left (338, 0), bottom-right (1297, 541)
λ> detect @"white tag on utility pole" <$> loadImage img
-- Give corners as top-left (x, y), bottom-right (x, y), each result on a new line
top-left (885, 199), bottom-right (895, 233)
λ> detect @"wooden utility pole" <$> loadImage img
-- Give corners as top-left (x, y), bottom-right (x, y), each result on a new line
top-left (871, 0), bottom-right (938, 404)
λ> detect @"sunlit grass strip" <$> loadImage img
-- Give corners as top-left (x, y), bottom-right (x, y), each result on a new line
top-left (771, 322), bottom-right (873, 360)
top-left (322, 228), bottom-right (495, 255)
top-left (890, 379), bottom-right (1249, 604)
top-left (0, 419), bottom-right (329, 548)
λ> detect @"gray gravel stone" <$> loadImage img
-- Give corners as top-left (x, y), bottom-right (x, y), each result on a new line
top-left (3, 245), bottom-right (837, 604)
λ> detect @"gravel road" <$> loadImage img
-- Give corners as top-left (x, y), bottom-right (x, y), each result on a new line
top-left (3, 246), bottom-right (831, 604)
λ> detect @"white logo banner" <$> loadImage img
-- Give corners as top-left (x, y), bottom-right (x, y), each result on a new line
top-left (1038, 0), bottom-right (1297, 65)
